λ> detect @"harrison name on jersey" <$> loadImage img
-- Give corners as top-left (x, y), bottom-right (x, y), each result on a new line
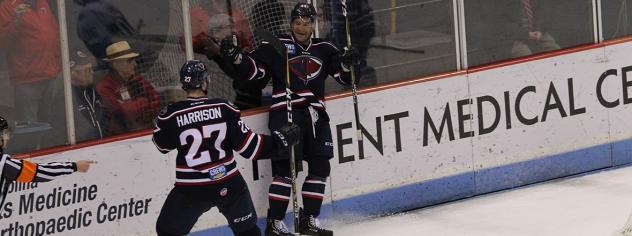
top-left (176, 107), bottom-right (223, 127)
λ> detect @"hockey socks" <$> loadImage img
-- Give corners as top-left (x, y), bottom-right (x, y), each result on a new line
top-left (268, 177), bottom-right (292, 220)
top-left (301, 175), bottom-right (326, 217)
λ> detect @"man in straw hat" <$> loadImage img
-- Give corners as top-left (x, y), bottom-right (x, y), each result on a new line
top-left (96, 41), bottom-right (159, 134)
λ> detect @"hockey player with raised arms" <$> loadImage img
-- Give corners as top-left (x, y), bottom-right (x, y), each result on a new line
top-left (0, 116), bottom-right (95, 213)
top-left (152, 60), bottom-right (300, 236)
top-left (220, 2), bottom-right (360, 236)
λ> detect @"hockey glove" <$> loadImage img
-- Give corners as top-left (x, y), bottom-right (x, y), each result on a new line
top-left (220, 34), bottom-right (242, 64)
top-left (341, 46), bottom-right (360, 71)
top-left (272, 124), bottom-right (300, 152)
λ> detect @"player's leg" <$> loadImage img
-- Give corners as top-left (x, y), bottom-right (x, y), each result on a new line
top-left (265, 110), bottom-right (307, 236)
top-left (265, 160), bottom-right (294, 236)
top-left (218, 187), bottom-right (261, 236)
top-left (301, 158), bottom-right (330, 218)
top-left (299, 121), bottom-right (334, 236)
top-left (155, 188), bottom-right (214, 236)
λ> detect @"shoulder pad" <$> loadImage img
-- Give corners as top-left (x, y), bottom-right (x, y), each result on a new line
top-left (156, 101), bottom-right (178, 119)
top-left (158, 104), bottom-right (170, 116)
top-left (209, 98), bottom-right (241, 116)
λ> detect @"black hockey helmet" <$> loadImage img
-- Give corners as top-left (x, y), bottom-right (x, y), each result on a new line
top-left (290, 2), bottom-right (316, 22)
top-left (179, 60), bottom-right (209, 90)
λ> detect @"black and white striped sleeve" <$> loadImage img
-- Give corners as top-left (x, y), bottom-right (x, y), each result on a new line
top-left (2, 155), bottom-right (76, 183)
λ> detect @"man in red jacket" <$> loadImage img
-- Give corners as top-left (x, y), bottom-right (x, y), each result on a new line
top-left (0, 0), bottom-right (61, 125)
top-left (96, 41), bottom-right (159, 135)
top-left (189, 0), bottom-right (253, 54)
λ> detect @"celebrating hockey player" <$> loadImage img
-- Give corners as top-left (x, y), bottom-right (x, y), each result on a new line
top-left (0, 116), bottom-right (95, 212)
top-left (152, 60), bottom-right (300, 236)
top-left (220, 2), bottom-right (360, 236)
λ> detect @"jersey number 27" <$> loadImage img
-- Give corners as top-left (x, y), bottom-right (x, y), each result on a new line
top-left (179, 123), bottom-right (227, 167)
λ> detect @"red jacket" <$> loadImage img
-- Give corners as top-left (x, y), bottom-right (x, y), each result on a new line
top-left (96, 73), bottom-right (160, 134)
top-left (0, 0), bottom-right (60, 85)
top-left (189, 6), bottom-right (253, 52)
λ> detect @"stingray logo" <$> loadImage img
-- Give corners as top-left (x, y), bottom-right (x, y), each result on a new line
top-left (289, 55), bottom-right (323, 84)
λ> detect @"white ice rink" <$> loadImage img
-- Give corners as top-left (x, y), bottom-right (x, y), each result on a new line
top-left (332, 166), bottom-right (632, 236)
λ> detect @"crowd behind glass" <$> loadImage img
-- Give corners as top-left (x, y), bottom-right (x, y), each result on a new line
top-left (0, 0), bottom-right (628, 153)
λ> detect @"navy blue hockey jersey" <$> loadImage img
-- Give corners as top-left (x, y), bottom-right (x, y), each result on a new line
top-left (235, 35), bottom-right (353, 118)
top-left (152, 97), bottom-right (276, 186)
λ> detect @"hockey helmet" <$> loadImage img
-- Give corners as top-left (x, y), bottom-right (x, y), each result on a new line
top-left (290, 2), bottom-right (316, 22)
top-left (179, 60), bottom-right (209, 90)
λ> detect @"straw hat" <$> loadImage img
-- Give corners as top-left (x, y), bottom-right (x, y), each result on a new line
top-left (104, 41), bottom-right (139, 61)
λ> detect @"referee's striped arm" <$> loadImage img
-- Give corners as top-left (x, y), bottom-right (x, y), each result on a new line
top-left (2, 155), bottom-right (76, 182)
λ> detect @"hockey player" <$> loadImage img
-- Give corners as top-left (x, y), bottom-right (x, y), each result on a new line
top-left (0, 116), bottom-right (95, 212)
top-left (220, 2), bottom-right (360, 236)
top-left (152, 60), bottom-right (300, 236)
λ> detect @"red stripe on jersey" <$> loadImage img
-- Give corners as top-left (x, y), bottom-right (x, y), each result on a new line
top-left (269, 196), bottom-right (290, 202)
top-left (302, 193), bottom-right (324, 200)
top-left (176, 156), bottom-right (235, 170)
top-left (237, 132), bottom-right (255, 153)
top-left (174, 170), bottom-right (240, 186)
top-left (250, 135), bottom-right (264, 161)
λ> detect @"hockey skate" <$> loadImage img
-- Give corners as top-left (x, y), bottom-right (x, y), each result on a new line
top-left (299, 211), bottom-right (333, 236)
top-left (265, 218), bottom-right (294, 236)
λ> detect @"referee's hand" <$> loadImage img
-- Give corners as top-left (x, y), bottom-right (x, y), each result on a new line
top-left (76, 160), bottom-right (97, 173)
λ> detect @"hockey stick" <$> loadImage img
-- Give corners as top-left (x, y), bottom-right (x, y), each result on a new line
top-left (340, 0), bottom-right (364, 152)
top-left (253, 27), bottom-right (300, 234)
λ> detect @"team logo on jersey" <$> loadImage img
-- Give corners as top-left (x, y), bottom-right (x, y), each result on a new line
top-left (220, 187), bottom-right (228, 197)
top-left (286, 44), bottom-right (296, 55)
top-left (289, 55), bottom-right (323, 84)
top-left (158, 106), bottom-right (169, 116)
top-left (209, 165), bottom-right (227, 180)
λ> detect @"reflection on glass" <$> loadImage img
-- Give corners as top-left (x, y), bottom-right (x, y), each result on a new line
top-left (602, 0), bottom-right (632, 40)
top-left (187, 0), bottom-right (266, 110)
top-left (324, 0), bottom-right (457, 94)
top-left (67, 0), bottom-right (186, 142)
top-left (466, 0), bottom-right (593, 67)
top-left (0, 0), bottom-right (67, 153)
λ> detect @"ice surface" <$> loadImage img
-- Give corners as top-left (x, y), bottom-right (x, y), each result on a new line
top-left (332, 166), bottom-right (632, 236)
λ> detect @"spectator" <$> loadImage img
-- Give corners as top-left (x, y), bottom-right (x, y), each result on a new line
top-left (75, 0), bottom-right (158, 74)
top-left (189, 0), bottom-right (253, 53)
top-left (69, 47), bottom-right (105, 141)
top-left (0, 0), bottom-right (61, 125)
top-left (192, 13), bottom-right (267, 109)
top-left (96, 41), bottom-right (159, 135)
top-left (509, 0), bottom-right (560, 57)
top-left (209, 14), bottom-right (267, 109)
top-left (75, 0), bottom-right (135, 59)
top-left (181, 1), bottom-right (264, 109)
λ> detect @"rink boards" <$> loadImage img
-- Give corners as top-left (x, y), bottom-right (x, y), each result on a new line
top-left (3, 40), bottom-right (632, 235)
